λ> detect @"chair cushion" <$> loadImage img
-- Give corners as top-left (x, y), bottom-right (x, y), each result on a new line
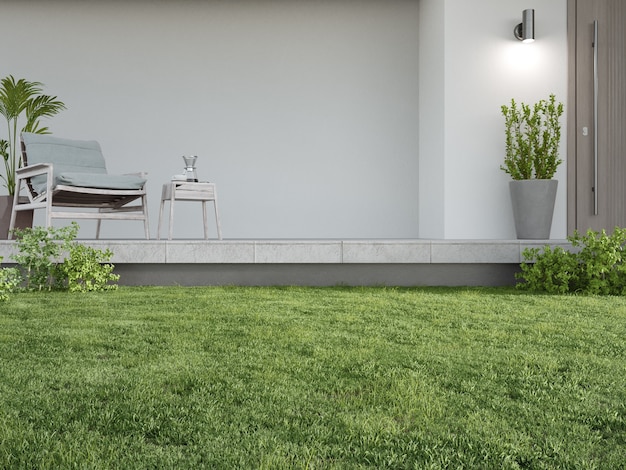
top-left (21, 132), bottom-right (144, 193)
top-left (56, 172), bottom-right (146, 190)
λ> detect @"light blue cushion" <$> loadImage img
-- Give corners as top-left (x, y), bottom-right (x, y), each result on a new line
top-left (56, 172), bottom-right (146, 190)
top-left (21, 132), bottom-right (144, 193)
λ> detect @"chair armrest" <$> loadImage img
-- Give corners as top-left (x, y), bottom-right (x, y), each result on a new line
top-left (16, 163), bottom-right (53, 179)
top-left (16, 163), bottom-right (54, 197)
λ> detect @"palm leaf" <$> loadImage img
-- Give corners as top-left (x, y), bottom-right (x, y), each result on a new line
top-left (0, 76), bottom-right (45, 121)
top-left (24, 95), bottom-right (67, 134)
top-left (0, 75), bottom-right (66, 195)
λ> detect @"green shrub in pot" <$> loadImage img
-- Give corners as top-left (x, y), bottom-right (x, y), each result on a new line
top-left (501, 94), bottom-right (564, 180)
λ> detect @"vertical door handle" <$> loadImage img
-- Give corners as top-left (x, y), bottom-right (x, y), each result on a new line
top-left (593, 20), bottom-right (599, 215)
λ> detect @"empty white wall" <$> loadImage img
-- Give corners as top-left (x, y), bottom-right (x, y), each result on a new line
top-left (417, 0), bottom-right (445, 239)
top-left (1, 0), bottom-right (420, 239)
top-left (419, 0), bottom-right (568, 239)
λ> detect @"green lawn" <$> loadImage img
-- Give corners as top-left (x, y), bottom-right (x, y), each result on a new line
top-left (1, 287), bottom-right (624, 469)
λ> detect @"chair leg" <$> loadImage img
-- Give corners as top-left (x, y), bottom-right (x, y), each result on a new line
top-left (168, 196), bottom-right (175, 241)
top-left (46, 195), bottom-right (53, 230)
top-left (142, 194), bottom-right (150, 240)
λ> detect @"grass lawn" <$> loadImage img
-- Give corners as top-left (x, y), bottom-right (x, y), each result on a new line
top-left (0, 286), bottom-right (624, 469)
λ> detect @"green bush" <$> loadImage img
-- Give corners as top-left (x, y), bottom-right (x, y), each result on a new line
top-left (61, 243), bottom-right (119, 292)
top-left (518, 227), bottom-right (626, 294)
top-left (501, 94), bottom-right (564, 180)
top-left (11, 224), bottom-right (77, 290)
top-left (0, 257), bottom-right (20, 301)
top-left (10, 222), bottom-right (119, 292)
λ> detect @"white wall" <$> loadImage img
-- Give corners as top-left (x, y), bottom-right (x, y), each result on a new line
top-left (419, 0), bottom-right (568, 239)
top-left (417, 0), bottom-right (445, 239)
top-left (2, 0), bottom-right (568, 240)
top-left (1, 0), bottom-right (420, 239)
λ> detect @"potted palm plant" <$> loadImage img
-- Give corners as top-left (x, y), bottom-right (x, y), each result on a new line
top-left (0, 75), bottom-right (66, 238)
top-left (501, 94), bottom-right (564, 239)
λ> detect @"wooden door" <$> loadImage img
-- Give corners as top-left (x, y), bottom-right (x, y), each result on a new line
top-left (570, 0), bottom-right (626, 233)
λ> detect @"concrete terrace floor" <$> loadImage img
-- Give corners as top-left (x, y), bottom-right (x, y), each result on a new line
top-left (0, 239), bottom-right (572, 287)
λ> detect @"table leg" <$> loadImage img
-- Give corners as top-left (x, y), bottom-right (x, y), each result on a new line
top-left (214, 199), bottom-right (222, 240)
top-left (202, 200), bottom-right (208, 239)
top-left (157, 199), bottom-right (165, 240)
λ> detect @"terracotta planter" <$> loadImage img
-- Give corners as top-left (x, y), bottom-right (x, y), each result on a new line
top-left (509, 179), bottom-right (558, 239)
top-left (0, 195), bottom-right (34, 239)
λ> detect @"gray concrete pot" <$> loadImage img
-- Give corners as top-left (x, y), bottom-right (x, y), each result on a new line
top-left (0, 195), bottom-right (34, 239)
top-left (509, 179), bottom-right (558, 239)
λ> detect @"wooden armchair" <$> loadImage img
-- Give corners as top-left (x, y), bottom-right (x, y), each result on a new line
top-left (9, 132), bottom-right (150, 239)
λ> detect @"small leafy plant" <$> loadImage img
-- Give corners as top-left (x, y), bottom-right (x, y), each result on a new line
top-left (61, 243), bottom-right (119, 292)
top-left (11, 224), bottom-right (75, 290)
top-left (501, 94), bottom-right (564, 180)
top-left (11, 222), bottom-right (119, 292)
top-left (0, 257), bottom-right (20, 301)
top-left (517, 227), bottom-right (626, 294)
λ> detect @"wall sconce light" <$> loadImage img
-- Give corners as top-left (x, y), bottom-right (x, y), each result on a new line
top-left (514, 9), bottom-right (535, 43)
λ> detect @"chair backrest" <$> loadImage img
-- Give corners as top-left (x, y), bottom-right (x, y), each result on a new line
top-left (21, 132), bottom-right (108, 195)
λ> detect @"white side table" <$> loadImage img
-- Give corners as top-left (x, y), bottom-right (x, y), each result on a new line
top-left (157, 181), bottom-right (222, 240)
